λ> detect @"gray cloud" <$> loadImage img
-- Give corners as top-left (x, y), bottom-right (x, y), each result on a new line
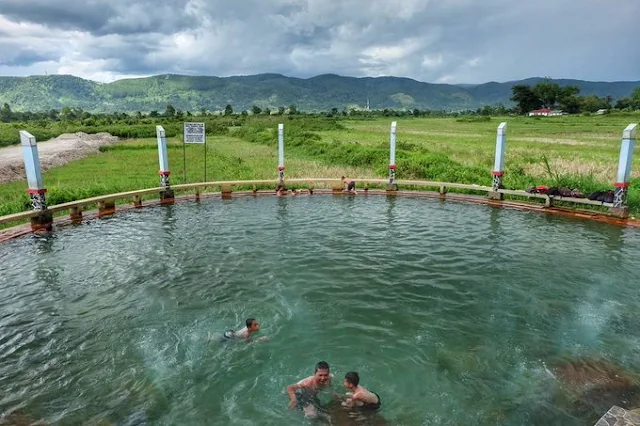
top-left (0, 0), bottom-right (638, 83)
top-left (0, 46), bottom-right (56, 67)
top-left (0, 0), bottom-right (198, 35)
top-left (0, 0), bottom-right (114, 32)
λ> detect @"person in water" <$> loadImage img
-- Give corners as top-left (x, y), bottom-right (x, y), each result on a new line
top-left (222, 318), bottom-right (266, 341)
top-left (341, 176), bottom-right (357, 194)
top-left (342, 371), bottom-right (381, 410)
top-left (276, 184), bottom-right (287, 196)
top-left (287, 361), bottom-right (334, 417)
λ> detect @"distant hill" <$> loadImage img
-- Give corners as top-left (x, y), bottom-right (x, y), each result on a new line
top-left (0, 73), bottom-right (638, 113)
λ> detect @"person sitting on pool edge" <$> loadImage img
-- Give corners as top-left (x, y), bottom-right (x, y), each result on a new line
top-left (222, 318), bottom-right (267, 342)
top-left (342, 371), bottom-right (381, 410)
top-left (286, 361), bottom-right (334, 417)
top-left (341, 176), bottom-right (357, 194)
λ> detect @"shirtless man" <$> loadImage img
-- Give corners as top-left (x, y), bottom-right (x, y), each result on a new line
top-left (342, 371), bottom-right (381, 410)
top-left (222, 318), bottom-right (266, 342)
top-left (341, 176), bottom-right (357, 194)
top-left (286, 361), bottom-right (334, 417)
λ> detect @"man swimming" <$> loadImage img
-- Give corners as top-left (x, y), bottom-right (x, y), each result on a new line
top-left (341, 176), bottom-right (357, 194)
top-left (222, 318), bottom-right (266, 341)
top-left (342, 371), bottom-right (381, 410)
top-left (286, 361), bottom-right (334, 417)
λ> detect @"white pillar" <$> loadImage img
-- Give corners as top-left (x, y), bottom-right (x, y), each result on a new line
top-left (278, 123), bottom-right (285, 182)
top-left (613, 123), bottom-right (637, 212)
top-left (389, 121), bottom-right (397, 186)
top-left (492, 122), bottom-right (507, 191)
top-left (20, 130), bottom-right (47, 210)
top-left (156, 125), bottom-right (170, 188)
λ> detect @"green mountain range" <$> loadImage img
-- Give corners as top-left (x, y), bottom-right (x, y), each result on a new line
top-left (0, 73), bottom-right (638, 113)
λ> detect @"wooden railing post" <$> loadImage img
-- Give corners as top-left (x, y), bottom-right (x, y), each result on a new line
top-left (69, 206), bottom-right (82, 222)
top-left (221, 184), bottom-right (232, 200)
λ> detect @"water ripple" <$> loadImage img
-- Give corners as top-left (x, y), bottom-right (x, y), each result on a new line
top-left (1, 196), bottom-right (639, 425)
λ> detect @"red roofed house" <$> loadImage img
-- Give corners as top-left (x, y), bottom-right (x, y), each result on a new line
top-left (528, 108), bottom-right (564, 117)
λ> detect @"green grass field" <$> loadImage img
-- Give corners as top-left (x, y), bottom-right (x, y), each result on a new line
top-left (1, 113), bottom-right (639, 221)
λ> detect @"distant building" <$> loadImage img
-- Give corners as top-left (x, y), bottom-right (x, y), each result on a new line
top-left (528, 108), bottom-right (564, 117)
top-left (595, 109), bottom-right (608, 115)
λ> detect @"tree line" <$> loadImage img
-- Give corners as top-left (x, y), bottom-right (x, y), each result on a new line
top-left (509, 79), bottom-right (640, 114)
top-left (1, 84), bottom-right (639, 124)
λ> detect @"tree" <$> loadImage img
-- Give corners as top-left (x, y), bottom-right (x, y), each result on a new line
top-left (264, 107), bottom-right (271, 115)
top-left (604, 95), bottom-right (613, 108)
top-left (558, 86), bottom-right (581, 114)
top-left (510, 85), bottom-right (542, 114)
top-left (532, 79), bottom-right (561, 108)
top-left (288, 104), bottom-right (297, 115)
top-left (495, 104), bottom-right (508, 115)
top-left (580, 95), bottom-right (606, 113)
top-left (241, 110), bottom-right (248, 116)
top-left (149, 110), bottom-right (159, 117)
top-left (632, 87), bottom-right (640, 109)
top-left (251, 105), bottom-right (262, 115)
top-left (224, 104), bottom-right (233, 116)
top-left (60, 106), bottom-right (75, 120)
top-left (0, 103), bottom-right (11, 122)
top-left (615, 97), bottom-right (634, 110)
top-left (199, 108), bottom-right (207, 116)
top-left (277, 106), bottom-right (285, 115)
top-left (479, 105), bottom-right (494, 116)
top-left (165, 104), bottom-right (175, 117)
top-left (175, 109), bottom-right (184, 118)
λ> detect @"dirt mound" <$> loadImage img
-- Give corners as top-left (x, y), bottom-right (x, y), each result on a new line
top-left (0, 132), bottom-right (120, 184)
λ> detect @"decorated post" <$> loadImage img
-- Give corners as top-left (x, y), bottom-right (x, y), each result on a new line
top-left (278, 123), bottom-right (285, 183)
top-left (489, 122), bottom-right (507, 200)
top-left (612, 123), bottom-right (637, 218)
top-left (388, 121), bottom-right (398, 191)
top-left (20, 130), bottom-right (53, 230)
top-left (157, 125), bottom-right (175, 204)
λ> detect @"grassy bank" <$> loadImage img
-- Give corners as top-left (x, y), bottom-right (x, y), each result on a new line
top-left (1, 114), bottom-right (639, 220)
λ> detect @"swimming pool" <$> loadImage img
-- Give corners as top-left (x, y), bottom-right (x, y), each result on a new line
top-left (1, 195), bottom-right (639, 425)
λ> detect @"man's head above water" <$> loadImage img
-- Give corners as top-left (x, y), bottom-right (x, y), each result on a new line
top-left (314, 361), bottom-right (331, 384)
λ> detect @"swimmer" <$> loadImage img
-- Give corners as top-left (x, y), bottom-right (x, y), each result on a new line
top-left (341, 372), bottom-right (381, 410)
top-left (341, 176), bottom-right (357, 194)
top-left (276, 184), bottom-right (287, 196)
top-left (221, 318), bottom-right (267, 342)
top-left (287, 361), bottom-right (334, 417)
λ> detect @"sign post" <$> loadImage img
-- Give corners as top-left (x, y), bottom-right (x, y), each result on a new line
top-left (183, 122), bottom-right (206, 182)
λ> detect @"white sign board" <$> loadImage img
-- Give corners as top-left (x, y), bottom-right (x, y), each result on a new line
top-left (184, 122), bottom-right (206, 144)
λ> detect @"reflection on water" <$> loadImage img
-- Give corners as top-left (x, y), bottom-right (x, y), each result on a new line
top-left (1, 195), bottom-right (640, 425)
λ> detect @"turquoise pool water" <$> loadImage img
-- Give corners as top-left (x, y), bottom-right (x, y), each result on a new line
top-left (1, 195), bottom-right (639, 425)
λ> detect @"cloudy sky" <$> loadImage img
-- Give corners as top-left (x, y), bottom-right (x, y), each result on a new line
top-left (0, 0), bottom-right (638, 84)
